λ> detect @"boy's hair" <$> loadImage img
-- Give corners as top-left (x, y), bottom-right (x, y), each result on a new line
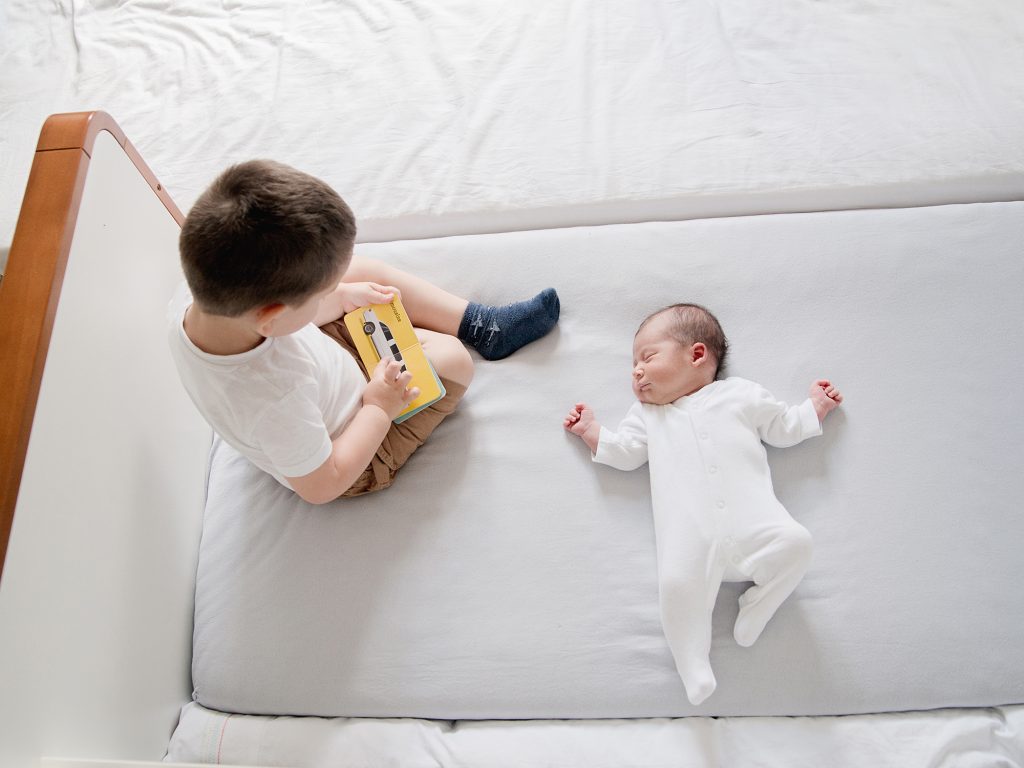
top-left (180, 159), bottom-right (357, 316)
top-left (639, 303), bottom-right (729, 378)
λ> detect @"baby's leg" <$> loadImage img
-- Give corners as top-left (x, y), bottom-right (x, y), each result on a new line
top-left (659, 558), bottom-right (724, 706)
top-left (346, 256), bottom-right (559, 360)
top-left (733, 523), bottom-right (813, 647)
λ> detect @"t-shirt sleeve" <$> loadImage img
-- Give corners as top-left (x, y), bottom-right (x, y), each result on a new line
top-left (251, 389), bottom-right (333, 479)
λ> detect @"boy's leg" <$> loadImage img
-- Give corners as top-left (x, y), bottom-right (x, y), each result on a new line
top-left (319, 322), bottom-right (469, 496)
top-left (416, 329), bottom-right (474, 387)
top-left (345, 374), bottom-right (468, 496)
top-left (732, 522), bottom-right (813, 647)
top-left (344, 256), bottom-right (467, 334)
top-left (345, 256), bottom-right (560, 360)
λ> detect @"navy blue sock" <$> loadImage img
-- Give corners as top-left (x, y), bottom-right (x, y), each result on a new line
top-left (458, 288), bottom-right (560, 360)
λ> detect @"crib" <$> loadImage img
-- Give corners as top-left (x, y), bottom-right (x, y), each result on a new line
top-left (2, 2), bottom-right (1024, 765)
top-left (0, 112), bottom-right (210, 767)
top-left (2, 108), bottom-right (1023, 767)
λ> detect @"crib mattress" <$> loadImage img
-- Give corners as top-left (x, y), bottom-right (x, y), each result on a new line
top-left (3, 0), bottom-right (1024, 250)
top-left (190, 201), bottom-right (1024, 720)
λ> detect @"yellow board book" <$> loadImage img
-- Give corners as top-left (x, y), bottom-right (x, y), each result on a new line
top-left (343, 297), bottom-right (446, 423)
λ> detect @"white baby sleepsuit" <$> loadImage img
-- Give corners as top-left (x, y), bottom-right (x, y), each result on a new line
top-left (594, 377), bottom-right (822, 706)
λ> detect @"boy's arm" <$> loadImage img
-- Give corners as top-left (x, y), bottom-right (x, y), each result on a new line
top-left (287, 359), bottom-right (417, 504)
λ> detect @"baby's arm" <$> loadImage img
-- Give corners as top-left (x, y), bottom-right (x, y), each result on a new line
top-left (566, 401), bottom-right (649, 470)
top-left (287, 358), bottom-right (419, 504)
top-left (809, 379), bottom-right (843, 422)
top-left (750, 381), bottom-right (822, 448)
top-left (564, 402), bottom-right (602, 453)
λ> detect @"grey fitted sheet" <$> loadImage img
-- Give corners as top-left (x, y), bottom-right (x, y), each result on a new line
top-left (192, 201), bottom-right (1024, 719)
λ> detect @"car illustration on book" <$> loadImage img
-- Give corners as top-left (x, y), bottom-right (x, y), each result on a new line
top-left (344, 299), bottom-right (445, 423)
top-left (360, 308), bottom-right (408, 373)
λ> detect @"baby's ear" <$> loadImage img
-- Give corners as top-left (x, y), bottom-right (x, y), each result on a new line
top-left (691, 342), bottom-right (709, 366)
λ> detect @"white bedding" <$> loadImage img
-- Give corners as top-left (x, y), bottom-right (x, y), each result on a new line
top-left (168, 701), bottom-right (1024, 768)
top-left (189, 201), bottom-right (1024, 721)
top-left (3, 0), bottom-right (1024, 255)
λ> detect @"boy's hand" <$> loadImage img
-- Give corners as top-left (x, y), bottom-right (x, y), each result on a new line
top-left (339, 281), bottom-right (401, 314)
top-left (315, 281), bottom-right (400, 326)
top-left (564, 402), bottom-right (601, 453)
top-left (810, 379), bottom-right (843, 422)
top-left (363, 358), bottom-right (419, 420)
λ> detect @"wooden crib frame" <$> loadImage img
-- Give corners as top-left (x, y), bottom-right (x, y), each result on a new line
top-left (0, 112), bottom-right (211, 767)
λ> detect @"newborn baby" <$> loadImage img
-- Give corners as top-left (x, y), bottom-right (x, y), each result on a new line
top-left (564, 303), bottom-right (842, 705)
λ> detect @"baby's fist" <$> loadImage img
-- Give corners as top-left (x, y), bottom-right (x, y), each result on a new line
top-left (564, 402), bottom-right (601, 453)
top-left (810, 379), bottom-right (842, 422)
top-left (564, 402), bottom-right (592, 433)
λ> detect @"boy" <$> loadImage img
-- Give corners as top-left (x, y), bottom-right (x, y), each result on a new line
top-left (170, 159), bottom-right (559, 504)
top-left (563, 303), bottom-right (841, 705)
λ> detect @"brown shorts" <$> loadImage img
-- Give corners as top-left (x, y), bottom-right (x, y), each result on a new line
top-left (320, 320), bottom-right (466, 497)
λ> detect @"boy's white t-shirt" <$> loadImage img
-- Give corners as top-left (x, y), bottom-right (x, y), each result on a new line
top-left (167, 284), bottom-right (366, 486)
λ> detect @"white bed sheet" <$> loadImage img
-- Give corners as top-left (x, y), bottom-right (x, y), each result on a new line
top-left (3, 0), bottom-right (1024, 256)
top-left (189, 201), bottom-right (1024, 721)
top-left (167, 701), bottom-right (1024, 768)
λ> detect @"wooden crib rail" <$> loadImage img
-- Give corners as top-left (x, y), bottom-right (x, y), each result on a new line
top-left (0, 111), bottom-right (183, 579)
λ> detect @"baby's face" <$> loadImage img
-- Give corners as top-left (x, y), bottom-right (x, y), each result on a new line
top-left (631, 314), bottom-right (708, 405)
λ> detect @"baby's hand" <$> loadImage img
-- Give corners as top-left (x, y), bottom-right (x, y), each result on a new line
top-left (339, 281), bottom-right (401, 313)
top-left (564, 402), bottom-right (602, 452)
top-left (363, 358), bottom-right (418, 420)
top-left (809, 379), bottom-right (843, 422)
top-left (563, 402), bottom-right (592, 433)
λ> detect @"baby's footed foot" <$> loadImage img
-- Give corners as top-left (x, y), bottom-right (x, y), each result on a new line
top-left (680, 663), bottom-right (717, 706)
top-left (733, 588), bottom-right (778, 647)
top-left (733, 610), bottom-right (769, 648)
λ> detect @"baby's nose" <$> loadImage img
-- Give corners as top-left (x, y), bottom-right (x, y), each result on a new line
top-left (633, 365), bottom-right (643, 378)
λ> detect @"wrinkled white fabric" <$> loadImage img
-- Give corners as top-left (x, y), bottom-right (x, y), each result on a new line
top-left (4, 0), bottom-right (1024, 257)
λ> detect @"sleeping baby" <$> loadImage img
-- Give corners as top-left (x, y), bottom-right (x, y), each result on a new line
top-left (563, 303), bottom-right (842, 705)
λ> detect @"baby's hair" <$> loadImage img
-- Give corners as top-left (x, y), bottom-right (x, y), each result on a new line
top-left (638, 303), bottom-right (729, 378)
top-left (180, 159), bottom-right (357, 316)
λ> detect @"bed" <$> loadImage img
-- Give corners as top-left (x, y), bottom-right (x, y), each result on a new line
top-left (2, 2), bottom-right (1024, 766)
top-left (3, 0), bottom-right (1024, 253)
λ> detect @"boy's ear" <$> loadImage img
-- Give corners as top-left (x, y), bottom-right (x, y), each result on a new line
top-left (254, 303), bottom-right (286, 336)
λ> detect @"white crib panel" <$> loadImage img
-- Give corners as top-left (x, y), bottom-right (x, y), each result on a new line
top-left (0, 131), bottom-right (210, 767)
